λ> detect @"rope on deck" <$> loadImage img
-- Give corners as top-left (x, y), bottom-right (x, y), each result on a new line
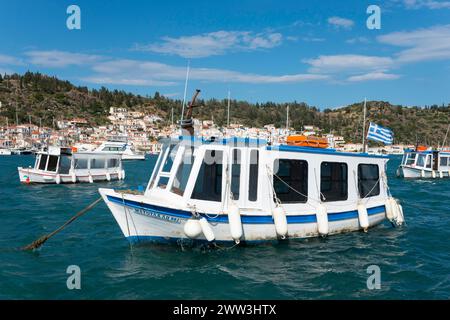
top-left (22, 197), bottom-right (103, 251)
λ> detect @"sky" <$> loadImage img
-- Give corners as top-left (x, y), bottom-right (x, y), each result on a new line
top-left (0, 0), bottom-right (450, 109)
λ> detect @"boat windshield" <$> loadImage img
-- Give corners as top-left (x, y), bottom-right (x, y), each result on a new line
top-left (405, 153), bottom-right (416, 165)
top-left (171, 146), bottom-right (195, 196)
top-left (416, 154), bottom-right (426, 167)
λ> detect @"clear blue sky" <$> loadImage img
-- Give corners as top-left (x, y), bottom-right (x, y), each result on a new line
top-left (1, 0), bottom-right (449, 108)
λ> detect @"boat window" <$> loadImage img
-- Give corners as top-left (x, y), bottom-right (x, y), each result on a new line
top-left (148, 145), bottom-right (168, 189)
top-left (231, 149), bottom-right (241, 200)
top-left (273, 159), bottom-right (308, 203)
top-left (162, 144), bottom-right (179, 173)
top-left (416, 154), bottom-right (426, 167)
top-left (157, 176), bottom-right (170, 189)
top-left (320, 162), bottom-right (348, 202)
top-left (47, 155), bottom-right (58, 172)
top-left (74, 158), bottom-right (88, 169)
top-left (38, 154), bottom-right (48, 170)
top-left (91, 158), bottom-right (105, 169)
top-left (248, 150), bottom-right (259, 202)
top-left (440, 157), bottom-right (448, 167)
top-left (426, 155), bottom-right (432, 168)
top-left (107, 158), bottom-right (118, 168)
top-left (192, 150), bottom-right (223, 202)
top-left (59, 156), bottom-right (71, 174)
top-left (171, 147), bottom-right (195, 196)
top-left (405, 153), bottom-right (416, 165)
top-left (358, 164), bottom-right (380, 198)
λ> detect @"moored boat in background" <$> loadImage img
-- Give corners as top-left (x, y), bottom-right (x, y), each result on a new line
top-left (18, 146), bottom-right (125, 184)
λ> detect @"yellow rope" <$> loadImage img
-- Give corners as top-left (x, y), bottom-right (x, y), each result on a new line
top-left (22, 197), bottom-right (103, 251)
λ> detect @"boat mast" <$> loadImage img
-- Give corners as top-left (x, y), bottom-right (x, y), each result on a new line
top-left (362, 98), bottom-right (367, 153)
top-left (441, 124), bottom-right (450, 150)
top-left (180, 60), bottom-right (191, 126)
top-left (227, 89), bottom-right (231, 128)
top-left (286, 104), bottom-right (290, 135)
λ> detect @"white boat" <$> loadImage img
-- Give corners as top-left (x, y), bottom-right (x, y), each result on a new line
top-left (99, 91), bottom-right (404, 245)
top-left (0, 148), bottom-right (12, 156)
top-left (18, 146), bottom-right (125, 184)
top-left (99, 136), bottom-right (405, 245)
top-left (397, 148), bottom-right (450, 179)
top-left (94, 137), bottom-right (145, 161)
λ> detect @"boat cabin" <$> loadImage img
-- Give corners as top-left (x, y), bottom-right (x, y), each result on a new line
top-left (18, 146), bottom-right (123, 184)
top-left (34, 146), bottom-right (122, 174)
top-left (399, 149), bottom-right (450, 178)
top-left (145, 137), bottom-right (389, 215)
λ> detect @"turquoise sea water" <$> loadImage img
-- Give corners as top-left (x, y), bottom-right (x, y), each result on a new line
top-left (0, 155), bottom-right (449, 299)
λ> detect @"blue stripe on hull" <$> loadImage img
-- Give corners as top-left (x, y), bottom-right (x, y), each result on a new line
top-left (106, 195), bottom-right (386, 224)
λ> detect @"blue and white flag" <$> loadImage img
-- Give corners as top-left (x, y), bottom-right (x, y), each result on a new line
top-left (367, 122), bottom-right (394, 145)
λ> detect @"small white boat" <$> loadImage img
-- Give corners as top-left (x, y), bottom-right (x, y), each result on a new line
top-left (94, 137), bottom-right (145, 161)
top-left (397, 148), bottom-right (450, 179)
top-left (0, 148), bottom-right (12, 156)
top-left (99, 90), bottom-right (404, 245)
top-left (18, 146), bottom-right (125, 184)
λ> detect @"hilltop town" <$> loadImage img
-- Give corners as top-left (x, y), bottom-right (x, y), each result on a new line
top-left (1, 72), bottom-right (448, 154)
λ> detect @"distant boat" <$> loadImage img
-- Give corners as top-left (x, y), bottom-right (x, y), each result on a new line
top-left (397, 147), bottom-right (450, 179)
top-left (94, 136), bottom-right (145, 161)
top-left (18, 146), bottom-right (124, 184)
top-left (0, 148), bottom-right (12, 156)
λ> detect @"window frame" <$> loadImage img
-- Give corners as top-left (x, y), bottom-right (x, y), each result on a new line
top-left (357, 163), bottom-right (380, 198)
top-left (320, 161), bottom-right (348, 202)
top-left (190, 149), bottom-right (224, 203)
top-left (272, 158), bottom-right (308, 204)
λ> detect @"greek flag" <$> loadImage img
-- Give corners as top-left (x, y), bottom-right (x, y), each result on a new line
top-left (367, 122), bottom-right (394, 145)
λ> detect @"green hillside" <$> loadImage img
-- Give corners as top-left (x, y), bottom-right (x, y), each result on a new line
top-left (0, 72), bottom-right (448, 145)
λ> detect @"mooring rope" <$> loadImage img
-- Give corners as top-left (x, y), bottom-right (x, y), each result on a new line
top-left (22, 197), bottom-right (103, 251)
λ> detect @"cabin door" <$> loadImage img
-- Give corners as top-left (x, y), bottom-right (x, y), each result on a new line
top-left (433, 152), bottom-right (439, 170)
top-left (227, 147), bottom-right (261, 210)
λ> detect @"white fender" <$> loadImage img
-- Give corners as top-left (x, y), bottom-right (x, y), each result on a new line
top-left (199, 217), bottom-right (215, 242)
top-left (227, 204), bottom-right (243, 243)
top-left (55, 174), bottom-right (61, 185)
top-left (272, 206), bottom-right (288, 239)
top-left (117, 170), bottom-right (122, 180)
top-left (71, 172), bottom-right (76, 183)
top-left (432, 170), bottom-right (436, 179)
top-left (316, 204), bottom-right (329, 236)
top-left (396, 204), bottom-right (405, 225)
top-left (88, 174), bottom-right (94, 184)
top-left (106, 172), bottom-right (111, 181)
top-left (357, 202), bottom-right (369, 231)
top-left (121, 169), bottom-right (126, 180)
top-left (385, 197), bottom-right (394, 221)
top-left (183, 219), bottom-right (202, 239)
top-left (421, 170), bottom-right (425, 178)
top-left (392, 199), bottom-right (400, 220)
top-left (439, 171), bottom-right (443, 179)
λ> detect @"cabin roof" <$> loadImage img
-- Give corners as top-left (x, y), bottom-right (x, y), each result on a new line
top-left (161, 136), bottom-right (268, 147)
top-left (160, 136), bottom-right (389, 159)
top-left (267, 145), bottom-right (390, 159)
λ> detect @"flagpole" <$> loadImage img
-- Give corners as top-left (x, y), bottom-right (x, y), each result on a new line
top-left (362, 98), bottom-right (367, 153)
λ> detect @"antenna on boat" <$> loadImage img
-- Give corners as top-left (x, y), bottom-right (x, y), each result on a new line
top-left (362, 98), bottom-right (367, 153)
top-left (180, 60), bottom-right (191, 126)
